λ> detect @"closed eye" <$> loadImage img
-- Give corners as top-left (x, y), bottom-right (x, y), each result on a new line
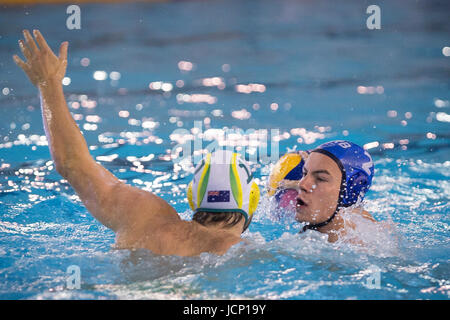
top-left (303, 168), bottom-right (330, 182)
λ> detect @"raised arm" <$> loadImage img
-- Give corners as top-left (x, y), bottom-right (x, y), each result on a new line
top-left (12, 29), bottom-right (179, 235)
top-left (12, 29), bottom-right (241, 256)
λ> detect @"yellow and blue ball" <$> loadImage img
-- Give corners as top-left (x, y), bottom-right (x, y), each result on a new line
top-left (267, 152), bottom-right (305, 197)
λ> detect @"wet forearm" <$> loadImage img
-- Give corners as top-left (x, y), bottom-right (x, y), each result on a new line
top-left (38, 78), bottom-right (90, 176)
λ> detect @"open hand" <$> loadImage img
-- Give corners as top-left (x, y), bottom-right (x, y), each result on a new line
top-left (13, 29), bottom-right (68, 88)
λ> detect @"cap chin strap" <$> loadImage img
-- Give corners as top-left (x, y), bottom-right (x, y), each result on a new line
top-left (301, 208), bottom-right (338, 232)
top-left (299, 148), bottom-right (347, 233)
top-left (300, 186), bottom-right (347, 233)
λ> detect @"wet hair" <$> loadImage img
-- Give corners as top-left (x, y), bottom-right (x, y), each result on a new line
top-left (193, 211), bottom-right (244, 229)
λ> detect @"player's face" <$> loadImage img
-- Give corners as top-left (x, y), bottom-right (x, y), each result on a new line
top-left (295, 152), bottom-right (342, 225)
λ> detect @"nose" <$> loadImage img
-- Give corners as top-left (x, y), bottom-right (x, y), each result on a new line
top-left (298, 174), bottom-right (313, 194)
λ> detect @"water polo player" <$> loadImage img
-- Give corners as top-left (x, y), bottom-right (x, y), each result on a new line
top-left (268, 140), bottom-right (376, 242)
top-left (13, 29), bottom-right (260, 256)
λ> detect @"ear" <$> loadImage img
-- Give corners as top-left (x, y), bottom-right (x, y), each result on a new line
top-left (345, 171), bottom-right (369, 206)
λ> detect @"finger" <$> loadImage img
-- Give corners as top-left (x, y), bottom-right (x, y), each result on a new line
top-left (33, 29), bottom-right (52, 54)
top-left (59, 41), bottom-right (68, 62)
top-left (13, 54), bottom-right (29, 71)
top-left (23, 29), bottom-right (39, 55)
top-left (56, 59), bottom-right (68, 77)
top-left (18, 39), bottom-right (32, 62)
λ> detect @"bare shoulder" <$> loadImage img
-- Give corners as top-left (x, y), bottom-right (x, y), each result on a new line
top-left (349, 208), bottom-right (397, 233)
top-left (110, 182), bottom-right (180, 231)
top-left (111, 185), bottom-right (242, 256)
top-left (347, 207), bottom-right (377, 222)
top-left (121, 219), bottom-right (242, 256)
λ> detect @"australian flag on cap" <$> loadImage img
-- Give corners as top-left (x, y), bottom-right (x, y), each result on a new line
top-left (207, 190), bottom-right (231, 203)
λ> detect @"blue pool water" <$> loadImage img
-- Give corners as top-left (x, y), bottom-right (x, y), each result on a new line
top-left (0, 0), bottom-right (449, 299)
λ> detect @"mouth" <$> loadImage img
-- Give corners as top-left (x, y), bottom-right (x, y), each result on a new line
top-left (296, 196), bottom-right (308, 209)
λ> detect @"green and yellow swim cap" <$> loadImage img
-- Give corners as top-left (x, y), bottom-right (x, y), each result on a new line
top-left (187, 150), bottom-right (260, 232)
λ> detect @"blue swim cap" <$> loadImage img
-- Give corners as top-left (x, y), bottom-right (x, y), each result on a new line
top-left (312, 140), bottom-right (374, 208)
